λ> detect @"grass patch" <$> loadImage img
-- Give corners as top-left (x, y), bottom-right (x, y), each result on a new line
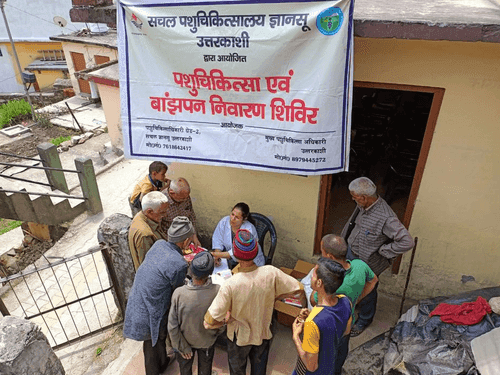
top-left (0, 219), bottom-right (22, 235)
top-left (50, 135), bottom-right (72, 146)
top-left (0, 99), bottom-right (31, 129)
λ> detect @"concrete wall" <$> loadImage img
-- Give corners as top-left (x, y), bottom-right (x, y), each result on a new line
top-left (0, 0), bottom-right (84, 42)
top-left (96, 83), bottom-right (122, 147)
top-left (61, 42), bottom-right (117, 95)
top-left (0, 43), bottom-right (19, 92)
top-left (353, 38), bottom-right (500, 299)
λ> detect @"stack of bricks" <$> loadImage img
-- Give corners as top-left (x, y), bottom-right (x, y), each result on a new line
top-left (69, 0), bottom-right (116, 28)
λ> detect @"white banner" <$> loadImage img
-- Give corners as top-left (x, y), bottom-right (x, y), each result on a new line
top-left (118, 0), bottom-right (353, 175)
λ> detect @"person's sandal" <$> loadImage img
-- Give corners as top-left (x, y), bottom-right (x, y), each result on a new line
top-left (350, 324), bottom-right (366, 337)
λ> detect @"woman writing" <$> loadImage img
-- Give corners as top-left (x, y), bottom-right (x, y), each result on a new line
top-left (211, 202), bottom-right (266, 269)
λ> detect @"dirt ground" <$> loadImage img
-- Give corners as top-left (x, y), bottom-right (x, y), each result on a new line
top-left (0, 111), bottom-right (80, 276)
top-left (0, 122), bottom-right (80, 163)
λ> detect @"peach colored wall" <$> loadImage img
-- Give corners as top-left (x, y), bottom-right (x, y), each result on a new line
top-left (354, 38), bottom-right (500, 298)
top-left (60, 42), bottom-right (117, 96)
top-left (164, 163), bottom-right (322, 268)
top-left (96, 83), bottom-right (122, 148)
top-left (104, 37), bottom-right (500, 298)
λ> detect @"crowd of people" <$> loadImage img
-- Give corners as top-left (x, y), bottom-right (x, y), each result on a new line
top-left (123, 161), bottom-right (414, 375)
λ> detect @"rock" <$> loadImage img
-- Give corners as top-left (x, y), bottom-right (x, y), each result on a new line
top-left (71, 135), bottom-right (82, 146)
top-left (113, 146), bottom-right (124, 156)
top-left (490, 297), bottom-right (500, 315)
top-left (0, 316), bottom-right (65, 374)
top-left (60, 140), bottom-right (71, 149)
top-left (22, 235), bottom-right (34, 246)
top-left (84, 131), bottom-right (94, 139)
top-left (97, 214), bottom-right (134, 314)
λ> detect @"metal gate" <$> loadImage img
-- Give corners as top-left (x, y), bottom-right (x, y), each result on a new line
top-left (0, 245), bottom-right (124, 351)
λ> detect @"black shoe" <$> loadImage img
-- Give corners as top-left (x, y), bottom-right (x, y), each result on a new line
top-left (350, 323), bottom-right (367, 337)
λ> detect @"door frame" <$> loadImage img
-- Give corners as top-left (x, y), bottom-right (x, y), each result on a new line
top-left (314, 81), bottom-right (445, 273)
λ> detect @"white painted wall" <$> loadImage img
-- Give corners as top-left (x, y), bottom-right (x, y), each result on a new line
top-left (0, 44), bottom-right (20, 92)
top-left (0, 0), bottom-right (85, 42)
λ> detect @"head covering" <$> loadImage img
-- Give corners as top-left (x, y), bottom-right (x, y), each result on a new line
top-left (168, 216), bottom-right (194, 243)
top-left (191, 252), bottom-right (215, 278)
top-left (233, 229), bottom-right (258, 260)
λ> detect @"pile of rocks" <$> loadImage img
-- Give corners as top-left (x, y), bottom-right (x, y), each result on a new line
top-left (57, 129), bottom-right (106, 152)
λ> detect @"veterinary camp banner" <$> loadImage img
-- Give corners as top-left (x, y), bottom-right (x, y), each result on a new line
top-left (118, 0), bottom-right (353, 175)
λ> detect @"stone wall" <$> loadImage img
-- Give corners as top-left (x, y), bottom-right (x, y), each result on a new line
top-left (97, 213), bottom-right (134, 314)
top-left (0, 316), bottom-right (65, 375)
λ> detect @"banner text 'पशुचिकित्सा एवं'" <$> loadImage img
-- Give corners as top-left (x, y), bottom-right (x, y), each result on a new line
top-left (118, 0), bottom-right (353, 175)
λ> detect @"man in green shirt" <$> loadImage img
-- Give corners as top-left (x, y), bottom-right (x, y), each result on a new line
top-left (310, 234), bottom-right (378, 375)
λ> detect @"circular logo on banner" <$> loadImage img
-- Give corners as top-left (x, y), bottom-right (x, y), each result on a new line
top-left (316, 7), bottom-right (344, 35)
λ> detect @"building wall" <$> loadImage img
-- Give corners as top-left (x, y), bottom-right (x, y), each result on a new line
top-left (353, 38), bottom-right (500, 299)
top-left (0, 0), bottom-right (84, 42)
top-left (0, 41), bottom-right (64, 93)
top-left (165, 162), bottom-right (322, 267)
top-left (33, 70), bottom-right (67, 91)
top-left (61, 42), bottom-right (117, 96)
top-left (0, 43), bottom-right (19, 92)
top-left (103, 36), bottom-right (499, 299)
top-left (96, 83), bottom-right (122, 147)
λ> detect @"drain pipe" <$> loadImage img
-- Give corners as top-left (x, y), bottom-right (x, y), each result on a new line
top-left (0, 0), bottom-right (36, 121)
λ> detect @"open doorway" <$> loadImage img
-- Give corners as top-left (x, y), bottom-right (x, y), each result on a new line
top-left (315, 82), bottom-right (445, 273)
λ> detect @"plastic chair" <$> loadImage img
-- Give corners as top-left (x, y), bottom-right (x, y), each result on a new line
top-left (250, 212), bottom-right (277, 265)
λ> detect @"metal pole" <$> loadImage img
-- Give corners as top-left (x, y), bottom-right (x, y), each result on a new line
top-left (0, 0), bottom-right (36, 121)
top-left (399, 237), bottom-right (418, 317)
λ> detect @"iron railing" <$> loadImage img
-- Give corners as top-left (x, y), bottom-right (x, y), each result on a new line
top-left (0, 246), bottom-right (123, 351)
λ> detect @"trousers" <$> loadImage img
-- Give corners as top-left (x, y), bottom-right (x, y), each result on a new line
top-left (226, 337), bottom-right (271, 375)
top-left (346, 245), bottom-right (379, 328)
top-left (176, 345), bottom-right (215, 375)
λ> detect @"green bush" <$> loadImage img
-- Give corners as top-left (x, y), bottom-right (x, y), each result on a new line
top-left (0, 99), bottom-right (31, 128)
top-left (50, 135), bottom-right (72, 146)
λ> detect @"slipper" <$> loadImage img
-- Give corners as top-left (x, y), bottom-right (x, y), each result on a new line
top-left (350, 324), bottom-right (366, 337)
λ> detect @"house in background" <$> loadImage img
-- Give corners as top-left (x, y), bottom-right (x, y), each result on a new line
top-left (49, 30), bottom-right (117, 99)
top-left (67, 0), bottom-right (500, 302)
top-left (0, 0), bottom-right (85, 93)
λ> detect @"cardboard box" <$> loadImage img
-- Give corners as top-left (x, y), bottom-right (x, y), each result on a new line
top-left (274, 260), bottom-right (315, 326)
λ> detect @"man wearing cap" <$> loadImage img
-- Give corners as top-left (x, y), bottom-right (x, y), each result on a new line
top-left (168, 252), bottom-right (222, 375)
top-left (204, 229), bottom-right (303, 375)
top-left (128, 191), bottom-right (169, 270)
top-left (123, 216), bottom-right (195, 375)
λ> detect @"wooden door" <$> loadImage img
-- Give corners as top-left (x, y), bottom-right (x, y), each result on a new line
top-left (70, 52), bottom-right (90, 94)
top-left (94, 55), bottom-right (110, 65)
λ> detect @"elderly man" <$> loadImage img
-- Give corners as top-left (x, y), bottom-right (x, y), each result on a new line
top-left (128, 191), bottom-right (169, 270)
top-left (292, 258), bottom-right (351, 375)
top-left (341, 177), bottom-right (414, 336)
top-left (307, 234), bottom-right (377, 375)
top-left (160, 177), bottom-right (201, 247)
top-left (123, 216), bottom-right (194, 375)
top-left (129, 161), bottom-right (170, 216)
top-left (204, 229), bottom-right (303, 375)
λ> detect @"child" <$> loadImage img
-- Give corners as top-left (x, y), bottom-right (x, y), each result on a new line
top-left (129, 161), bottom-right (169, 216)
top-left (168, 252), bottom-right (223, 375)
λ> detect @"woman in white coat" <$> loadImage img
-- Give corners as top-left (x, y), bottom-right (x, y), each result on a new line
top-left (211, 202), bottom-right (265, 269)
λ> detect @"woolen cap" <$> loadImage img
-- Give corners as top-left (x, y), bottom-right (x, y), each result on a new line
top-left (168, 216), bottom-right (194, 243)
top-left (233, 229), bottom-right (258, 260)
top-left (191, 252), bottom-right (215, 278)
